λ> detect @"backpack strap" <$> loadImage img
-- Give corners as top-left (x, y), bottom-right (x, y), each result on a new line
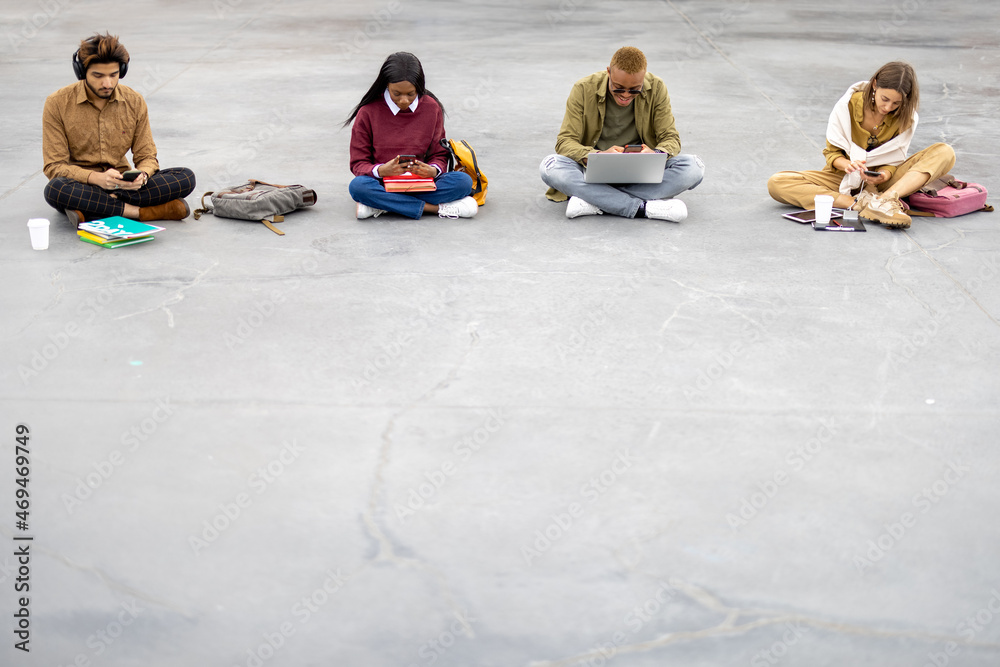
top-left (261, 216), bottom-right (285, 235)
top-left (908, 205), bottom-right (993, 217)
top-left (192, 191), bottom-right (215, 220)
top-left (439, 138), bottom-right (456, 173)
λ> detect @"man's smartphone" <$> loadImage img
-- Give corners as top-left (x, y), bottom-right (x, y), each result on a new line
top-left (398, 155), bottom-right (416, 166)
top-left (121, 169), bottom-right (142, 182)
top-left (623, 145), bottom-right (643, 153)
top-left (863, 169), bottom-right (881, 177)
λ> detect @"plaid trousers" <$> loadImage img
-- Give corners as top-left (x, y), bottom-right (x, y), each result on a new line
top-left (44, 167), bottom-right (197, 220)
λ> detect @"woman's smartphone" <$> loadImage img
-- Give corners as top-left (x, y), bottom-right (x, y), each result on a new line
top-left (121, 169), bottom-right (142, 181)
top-left (623, 145), bottom-right (643, 153)
top-left (398, 155), bottom-right (416, 166)
top-left (863, 169), bottom-right (881, 177)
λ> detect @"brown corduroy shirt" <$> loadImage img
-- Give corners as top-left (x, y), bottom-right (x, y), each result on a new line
top-left (42, 80), bottom-right (159, 183)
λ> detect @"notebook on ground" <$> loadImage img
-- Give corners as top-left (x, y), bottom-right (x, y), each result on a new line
top-left (584, 152), bottom-right (667, 184)
top-left (79, 216), bottom-right (164, 240)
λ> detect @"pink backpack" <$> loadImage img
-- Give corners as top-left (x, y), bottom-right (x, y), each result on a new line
top-left (907, 175), bottom-right (993, 218)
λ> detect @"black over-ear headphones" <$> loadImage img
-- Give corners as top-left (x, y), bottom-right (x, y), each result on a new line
top-left (72, 37), bottom-right (128, 80)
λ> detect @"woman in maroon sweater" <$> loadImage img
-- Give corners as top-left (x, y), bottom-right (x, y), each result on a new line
top-left (345, 52), bottom-right (476, 220)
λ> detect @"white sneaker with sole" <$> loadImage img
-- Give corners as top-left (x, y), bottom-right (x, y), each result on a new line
top-left (356, 203), bottom-right (385, 219)
top-left (565, 196), bottom-right (603, 218)
top-left (644, 199), bottom-right (687, 222)
top-left (437, 196), bottom-right (478, 219)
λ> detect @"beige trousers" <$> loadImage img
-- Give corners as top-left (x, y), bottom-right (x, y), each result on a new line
top-left (767, 142), bottom-right (957, 209)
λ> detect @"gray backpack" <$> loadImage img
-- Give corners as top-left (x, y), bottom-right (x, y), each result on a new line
top-left (193, 180), bottom-right (317, 235)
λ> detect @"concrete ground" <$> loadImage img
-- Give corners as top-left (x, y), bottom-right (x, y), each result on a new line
top-left (2, 1), bottom-right (999, 665)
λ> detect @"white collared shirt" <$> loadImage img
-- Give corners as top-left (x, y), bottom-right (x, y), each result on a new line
top-left (383, 87), bottom-right (419, 115)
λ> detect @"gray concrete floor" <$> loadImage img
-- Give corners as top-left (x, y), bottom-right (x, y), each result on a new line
top-left (2, 1), bottom-right (999, 665)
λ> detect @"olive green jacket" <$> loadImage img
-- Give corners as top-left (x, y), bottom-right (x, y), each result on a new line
top-left (546, 70), bottom-right (682, 201)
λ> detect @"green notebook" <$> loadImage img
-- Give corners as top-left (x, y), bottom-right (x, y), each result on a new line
top-left (78, 231), bottom-right (155, 248)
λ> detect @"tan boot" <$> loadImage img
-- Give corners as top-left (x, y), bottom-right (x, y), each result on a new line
top-left (139, 198), bottom-right (191, 222)
top-left (858, 190), bottom-right (912, 229)
top-left (65, 209), bottom-right (85, 227)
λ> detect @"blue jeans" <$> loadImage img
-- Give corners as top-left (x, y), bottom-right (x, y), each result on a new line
top-left (539, 153), bottom-right (705, 218)
top-left (348, 172), bottom-right (473, 220)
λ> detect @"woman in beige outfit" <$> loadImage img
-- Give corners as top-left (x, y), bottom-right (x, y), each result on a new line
top-left (768, 61), bottom-right (955, 229)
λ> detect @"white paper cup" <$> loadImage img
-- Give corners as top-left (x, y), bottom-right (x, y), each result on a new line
top-left (27, 218), bottom-right (50, 250)
top-left (814, 195), bottom-right (834, 226)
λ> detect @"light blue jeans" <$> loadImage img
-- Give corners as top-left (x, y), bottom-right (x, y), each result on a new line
top-left (539, 153), bottom-right (705, 218)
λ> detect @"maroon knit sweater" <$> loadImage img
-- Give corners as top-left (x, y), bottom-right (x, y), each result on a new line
top-left (349, 95), bottom-right (449, 178)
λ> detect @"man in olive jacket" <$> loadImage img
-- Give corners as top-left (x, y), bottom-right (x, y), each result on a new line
top-left (539, 46), bottom-right (703, 222)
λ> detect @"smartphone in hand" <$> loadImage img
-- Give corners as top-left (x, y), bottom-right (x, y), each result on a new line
top-left (398, 155), bottom-right (417, 167)
top-left (863, 169), bottom-right (881, 177)
top-left (121, 169), bottom-right (142, 182)
top-left (623, 145), bottom-right (643, 153)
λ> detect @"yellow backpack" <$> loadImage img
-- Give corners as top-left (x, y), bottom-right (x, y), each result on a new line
top-left (440, 139), bottom-right (487, 206)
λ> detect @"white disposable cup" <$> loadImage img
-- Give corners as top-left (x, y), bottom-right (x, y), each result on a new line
top-left (814, 195), bottom-right (834, 226)
top-left (27, 218), bottom-right (50, 250)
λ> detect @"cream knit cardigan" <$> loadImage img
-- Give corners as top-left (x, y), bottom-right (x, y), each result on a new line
top-left (826, 81), bottom-right (918, 194)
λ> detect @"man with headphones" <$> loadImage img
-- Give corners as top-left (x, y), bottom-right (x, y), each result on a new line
top-left (42, 32), bottom-right (196, 226)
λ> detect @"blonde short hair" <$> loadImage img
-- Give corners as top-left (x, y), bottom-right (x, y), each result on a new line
top-left (610, 46), bottom-right (646, 74)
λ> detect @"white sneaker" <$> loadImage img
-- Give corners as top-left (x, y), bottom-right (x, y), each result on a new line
top-left (437, 196), bottom-right (478, 219)
top-left (565, 196), bottom-right (603, 219)
top-left (644, 198), bottom-right (687, 222)
top-left (356, 203), bottom-right (385, 219)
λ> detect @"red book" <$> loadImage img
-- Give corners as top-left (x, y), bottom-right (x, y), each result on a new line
top-left (383, 173), bottom-right (437, 193)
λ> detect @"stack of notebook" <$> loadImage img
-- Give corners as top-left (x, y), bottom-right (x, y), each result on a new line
top-left (78, 216), bottom-right (164, 248)
top-left (383, 173), bottom-right (436, 193)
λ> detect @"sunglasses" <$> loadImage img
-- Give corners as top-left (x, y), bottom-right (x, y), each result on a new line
top-left (610, 86), bottom-right (643, 96)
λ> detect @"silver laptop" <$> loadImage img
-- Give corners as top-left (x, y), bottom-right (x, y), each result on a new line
top-left (584, 152), bottom-right (667, 184)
